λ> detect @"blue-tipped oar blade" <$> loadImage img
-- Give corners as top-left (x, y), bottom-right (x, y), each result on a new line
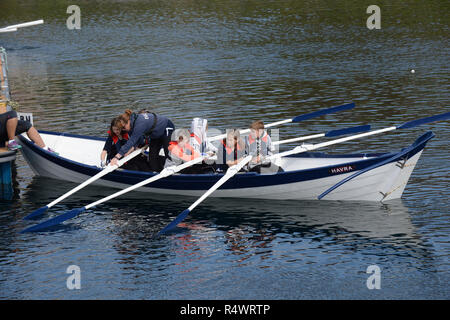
top-left (21, 207), bottom-right (86, 233)
top-left (157, 209), bottom-right (191, 236)
top-left (23, 206), bottom-right (49, 220)
top-left (397, 112), bottom-right (450, 129)
top-left (292, 103), bottom-right (355, 123)
top-left (325, 125), bottom-right (371, 137)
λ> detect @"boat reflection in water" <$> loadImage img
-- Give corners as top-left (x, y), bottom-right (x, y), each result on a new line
top-left (20, 175), bottom-right (434, 295)
top-left (22, 175), bottom-right (420, 242)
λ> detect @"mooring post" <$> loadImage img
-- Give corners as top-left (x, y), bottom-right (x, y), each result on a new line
top-left (0, 155), bottom-right (14, 200)
top-left (1, 47), bottom-right (17, 200)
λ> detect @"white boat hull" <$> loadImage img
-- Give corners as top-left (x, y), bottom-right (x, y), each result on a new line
top-left (17, 131), bottom-right (432, 202)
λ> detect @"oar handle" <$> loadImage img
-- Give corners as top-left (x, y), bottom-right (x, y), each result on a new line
top-left (117, 145), bottom-right (148, 166)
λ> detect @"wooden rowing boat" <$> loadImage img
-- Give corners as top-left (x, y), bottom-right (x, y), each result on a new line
top-left (17, 130), bottom-right (434, 202)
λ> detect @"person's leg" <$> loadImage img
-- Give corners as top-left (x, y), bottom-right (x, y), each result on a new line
top-left (17, 121), bottom-right (57, 153)
top-left (6, 117), bottom-right (18, 141)
top-left (0, 111), bottom-right (16, 147)
top-left (163, 121), bottom-right (175, 159)
top-left (25, 127), bottom-right (45, 148)
top-left (5, 117), bottom-right (21, 150)
top-left (148, 138), bottom-right (164, 172)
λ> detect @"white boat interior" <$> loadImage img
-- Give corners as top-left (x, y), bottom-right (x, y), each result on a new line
top-left (20, 131), bottom-right (376, 172)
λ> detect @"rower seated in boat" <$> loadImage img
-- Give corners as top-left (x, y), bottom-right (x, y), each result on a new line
top-left (167, 129), bottom-right (215, 174)
top-left (168, 129), bottom-right (200, 163)
top-left (215, 129), bottom-right (247, 173)
top-left (245, 120), bottom-right (283, 174)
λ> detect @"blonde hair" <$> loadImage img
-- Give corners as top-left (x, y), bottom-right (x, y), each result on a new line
top-left (226, 129), bottom-right (245, 149)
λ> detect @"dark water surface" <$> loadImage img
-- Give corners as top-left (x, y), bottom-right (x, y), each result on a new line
top-left (0, 0), bottom-right (448, 299)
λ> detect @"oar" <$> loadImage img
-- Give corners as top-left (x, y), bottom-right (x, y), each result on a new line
top-left (269, 112), bottom-right (450, 160)
top-left (0, 19), bottom-right (44, 33)
top-left (208, 102), bottom-right (355, 142)
top-left (316, 113), bottom-right (450, 199)
top-left (272, 124), bottom-right (371, 146)
top-left (157, 112), bottom-right (450, 235)
top-left (157, 155), bottom-right (253, 236)
top-left (23, 146), bottom-right (148, 220)
top-left (21, 154), bottom-right (215, 233)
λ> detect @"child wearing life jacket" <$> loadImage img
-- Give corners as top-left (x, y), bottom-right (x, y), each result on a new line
top-left (216, 129), bottom-right (246, 172)
top-left (167, 128), bottom-right (214, 174)
top-left (101, 118), bottom-right (128, 166)
top-left (245, 120), bottom-right (282, 174)
top-left (168, 129), bottom-right (200, 164)
top-left (100, 118), bottom-right (150, 171)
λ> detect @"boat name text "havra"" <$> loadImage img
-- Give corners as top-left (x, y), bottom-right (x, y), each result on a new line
top-left (329, 165), bottom-right (356, 174)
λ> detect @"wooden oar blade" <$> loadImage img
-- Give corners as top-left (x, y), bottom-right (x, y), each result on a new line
top-left (157, 209), bottom-right (191, 236)
top-left (397, 112), bottom-right (450, 129)
top-left (292, 103), bottom-right (355, 123)
top-left (21, 207), bottom-right (86, 233)
top-left (325, 125), bottom-right (371, 137)
top-left (23, 206), bottom-right (49, 220)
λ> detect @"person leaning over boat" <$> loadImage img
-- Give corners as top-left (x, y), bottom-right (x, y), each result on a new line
top-left (0, 110), bottom-right (57, 153)
top-left (100, 117), bottom-right (150, 171)
top-left (109, 109), bottom-right (175, 172)
top-left (215, 128), bottom-right (246, 172)
top-left (245, 120), bottom-right (282, 174)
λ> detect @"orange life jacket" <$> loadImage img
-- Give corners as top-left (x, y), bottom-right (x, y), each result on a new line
top-left (169, 141), bottom-right (200, 162)
top-left (247, 132), bottom-right (269, 144)
top-left (221, 139), bottom-right (242, 155)
top-left (220, 139), bottom-right (244, 164)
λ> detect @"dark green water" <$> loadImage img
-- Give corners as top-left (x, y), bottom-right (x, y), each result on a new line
top-left (0, 0), bottom-right (448, 299)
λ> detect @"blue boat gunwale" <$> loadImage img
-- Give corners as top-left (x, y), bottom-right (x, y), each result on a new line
top-left (17, 130), bottom-right (434, 190)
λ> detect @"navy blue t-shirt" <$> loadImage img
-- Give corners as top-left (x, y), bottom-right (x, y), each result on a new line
top-left (118, 113), bottom-right (169, 156)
